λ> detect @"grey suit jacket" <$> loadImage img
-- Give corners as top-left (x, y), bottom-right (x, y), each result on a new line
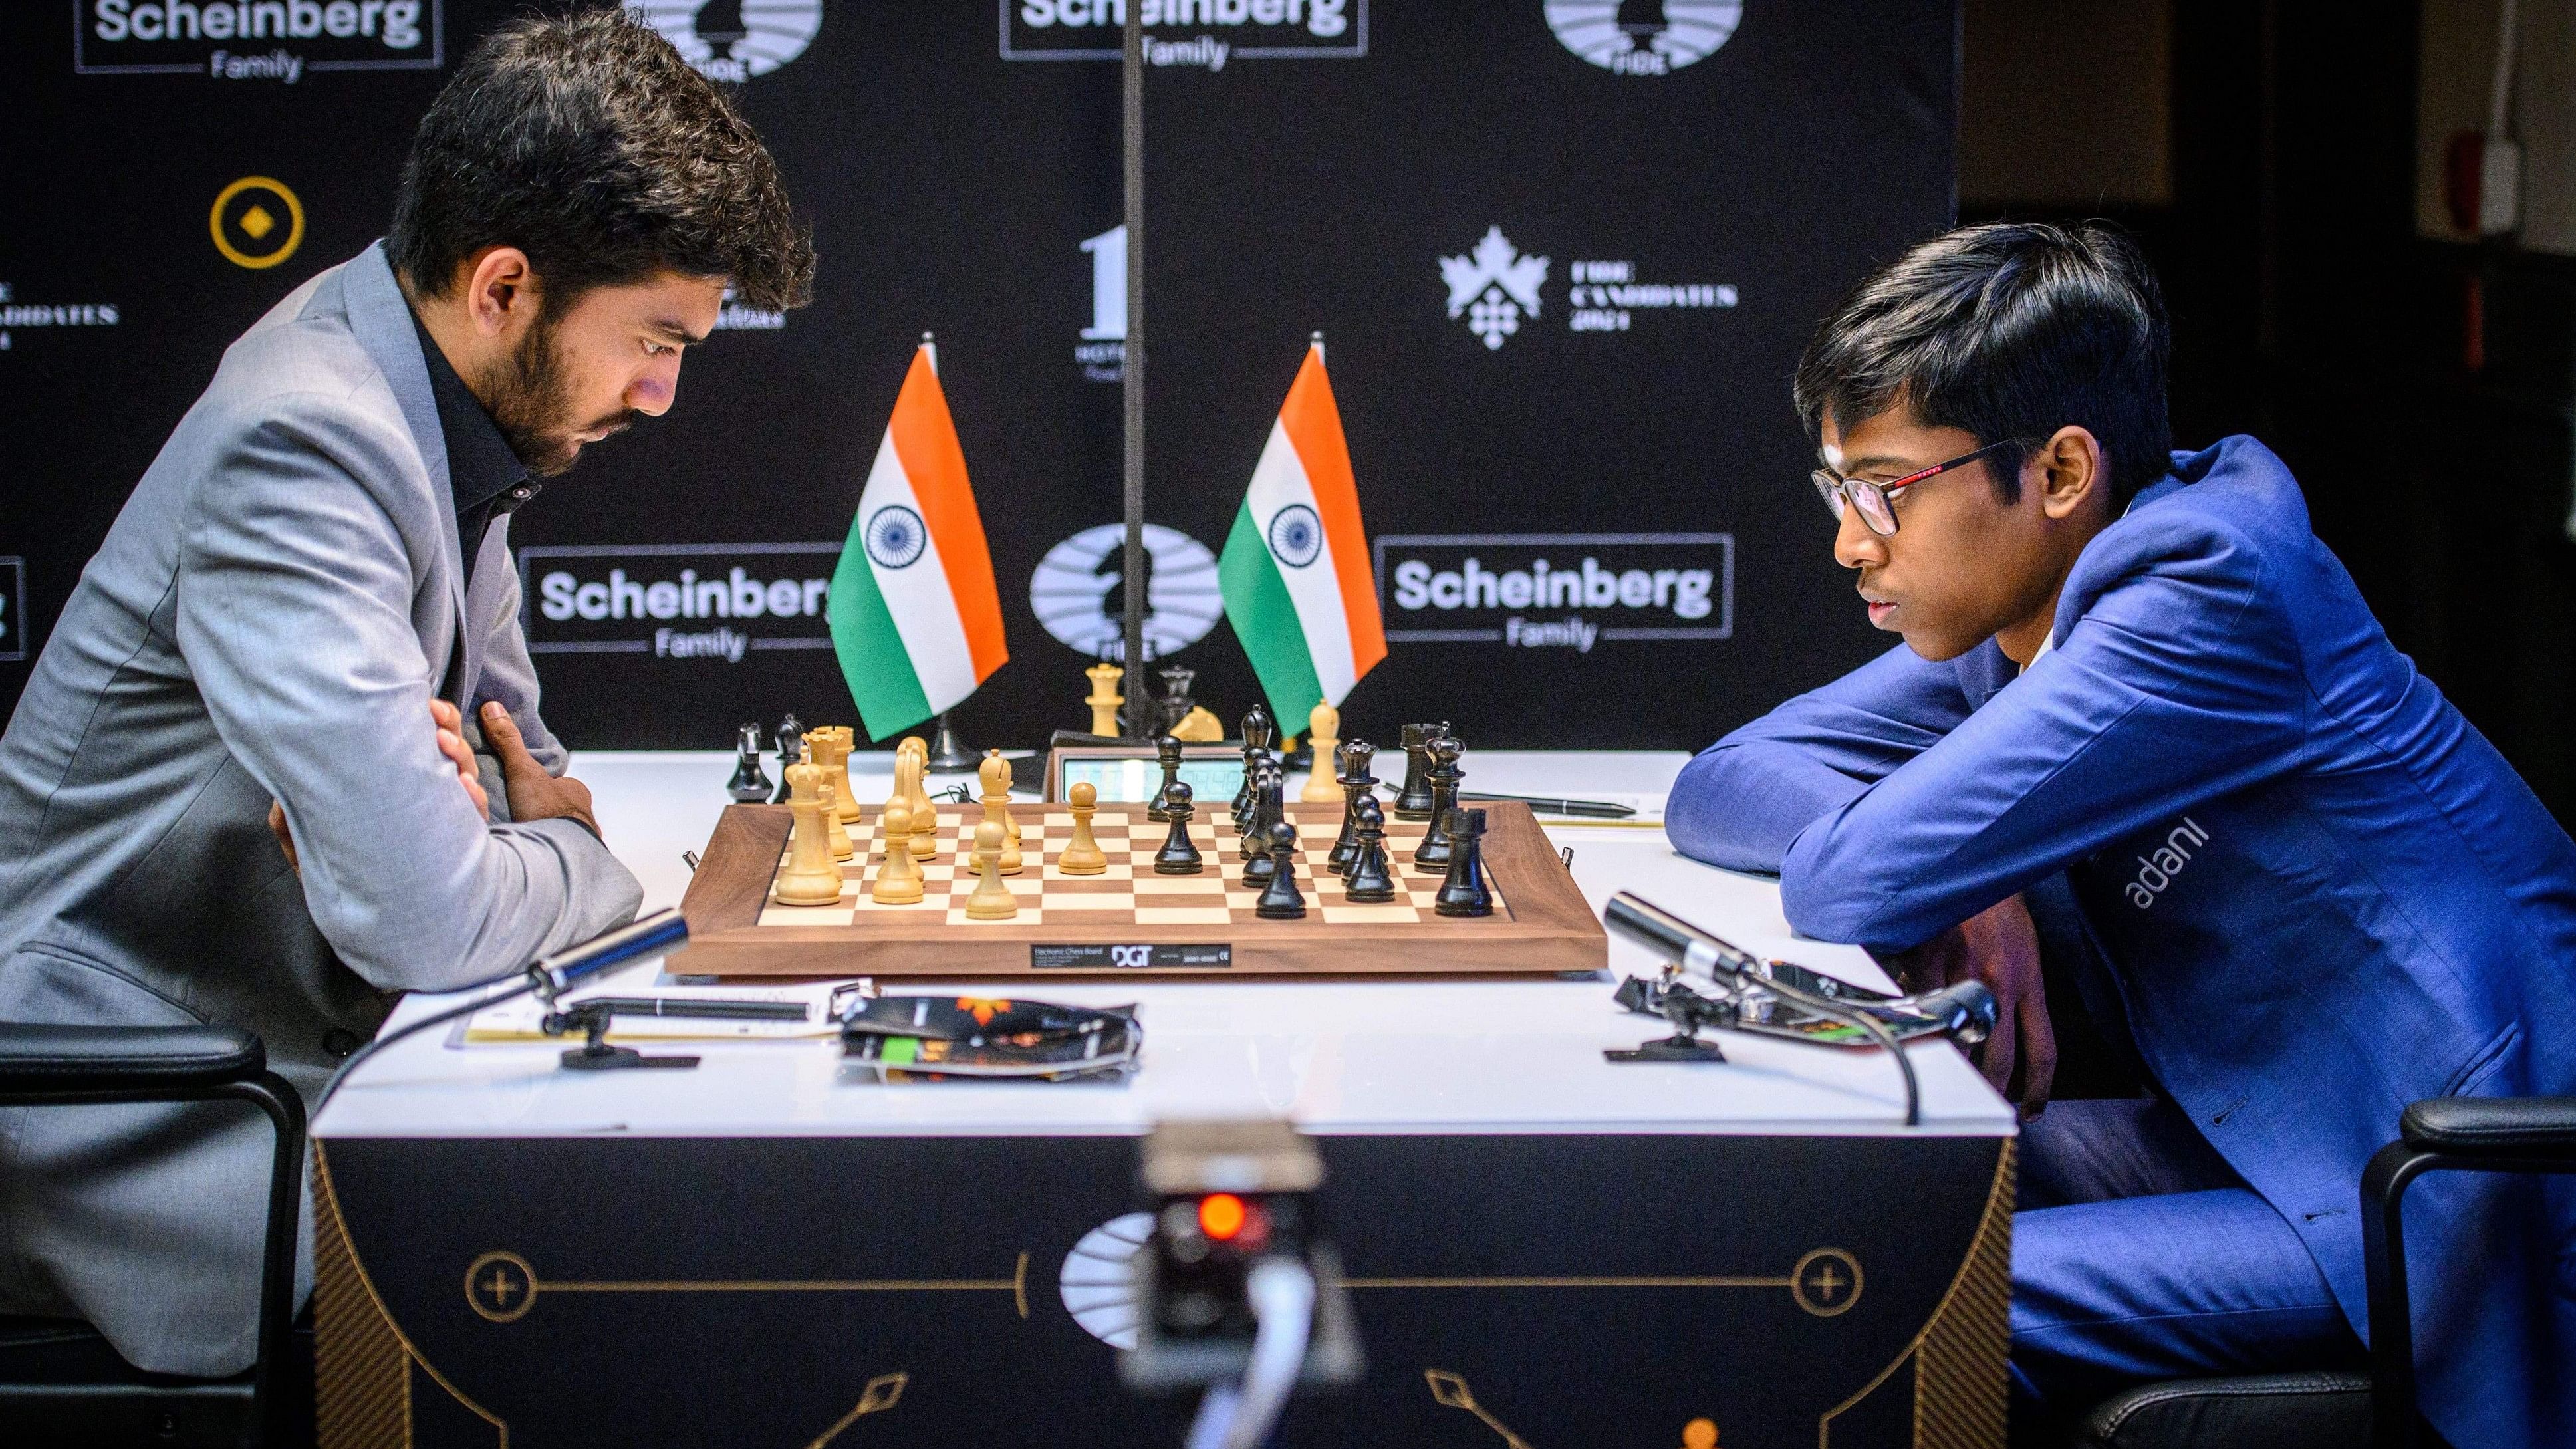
top-left (0, 243), bottom-right (643, 1375)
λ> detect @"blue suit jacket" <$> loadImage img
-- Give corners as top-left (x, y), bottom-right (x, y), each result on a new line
top-left (1670, 437), bottom-right (2576, 1446)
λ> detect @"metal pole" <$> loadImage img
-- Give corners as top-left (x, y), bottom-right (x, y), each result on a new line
top-left (1120, 0), bottom-right (1148, 737)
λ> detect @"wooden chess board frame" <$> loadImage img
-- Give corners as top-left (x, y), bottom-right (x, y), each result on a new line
top-left (674, 801), bottom-right (1605, 977)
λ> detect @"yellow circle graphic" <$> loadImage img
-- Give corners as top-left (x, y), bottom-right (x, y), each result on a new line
top-left (463, 1250), bottom-right (539, 1323)
top-left (1790, 1247), bottom-right (1864, 1317)
top-left (209, 176), bottom-right (306, 270)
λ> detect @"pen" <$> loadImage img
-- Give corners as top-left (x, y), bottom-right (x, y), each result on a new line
top-left (1457, 791), bottom-right (1638, 819)
top-left (573, 997), bottom-right (809, 1021)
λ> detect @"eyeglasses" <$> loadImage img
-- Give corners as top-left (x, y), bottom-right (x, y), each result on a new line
top-left (1811, 438), bottom-right (2031, 537)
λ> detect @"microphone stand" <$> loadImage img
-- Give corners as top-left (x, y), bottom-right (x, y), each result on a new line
top-left (1603, 892), bottom-right (1964, 1126)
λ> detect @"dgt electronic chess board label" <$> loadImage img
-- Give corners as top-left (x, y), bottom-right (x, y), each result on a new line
top-left (1032, 944), bottom-right (1233, 970)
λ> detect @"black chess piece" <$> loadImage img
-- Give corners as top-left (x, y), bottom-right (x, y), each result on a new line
top-left (1393, 722), bottom-right (1446, 820)
top-left (768, 712), bottom-right (805, 803)
top-left (1152, 782), bottom-right (1204, 875)
top-left (727, 722), bottom-right (773, 802)
top-left (1235, 702), bottom-right (1275, 821)
top-left (1343, 796), bottom-right (1398, 903)
top-left (1434, 807), bottom-right (1494, 918)
top-left (1255, 819), bottom-right (1307, 920)
top-left (1241, 769), bottom-right (1283, 885)
top-left (1330, 740), bottom-right (1376, 875)
top-left (1158, 666), bottom-right (1197, 736)
top-left (1148, 735), bottom-right (1184, 823)
top-left (1412, 733), bottom-right (1466, 871)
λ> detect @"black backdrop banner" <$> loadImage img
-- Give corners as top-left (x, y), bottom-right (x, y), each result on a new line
top-left (0, 1), bottom-right (1958, 753)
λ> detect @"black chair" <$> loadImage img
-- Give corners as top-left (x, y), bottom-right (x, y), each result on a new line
top-left (2074, 1093), bottom-right (2576, 1449)
top-left (0, 1023), bottom-right (309, 1448)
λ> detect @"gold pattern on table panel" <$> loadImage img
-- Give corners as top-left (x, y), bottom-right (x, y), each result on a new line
top-left (314, 1144), bottom-right (509, 1448)
top-left (807, 1371), bottom-right (908, 1449)
top-left (461, 1251), bottom-right (1033, 1323)
top-left (1816, 1138), bottom-right (2015, 1449)
top-left (1426, 1371), bottom-right (1537, 1449)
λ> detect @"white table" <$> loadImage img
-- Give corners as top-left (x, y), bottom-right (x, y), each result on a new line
top-left (315, 751), bottom-right (2012, 1140)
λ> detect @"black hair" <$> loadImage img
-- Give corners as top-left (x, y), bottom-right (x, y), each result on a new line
top-left (1793, 221), bottom-right (2172, 509)
top-left (388, 9), bottom-right (813, 313)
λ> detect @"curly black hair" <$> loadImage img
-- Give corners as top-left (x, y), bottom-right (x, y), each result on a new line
top-left (1795, 221), bottom-right (2170, 509)
top-left (389, 9), bottom-right (814, 313)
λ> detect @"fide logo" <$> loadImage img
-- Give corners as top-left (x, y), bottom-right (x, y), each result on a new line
top-left (1028, 524), bottom-right (1224, 662)
top-left (209, 176), bottom-right (304, 271)
top-left (1441, 227), bottom-right (1550, 352)
top-left (630, 0), bottom-right (822, 82)
top-left (1545, 1), bottom-right (1742, 76)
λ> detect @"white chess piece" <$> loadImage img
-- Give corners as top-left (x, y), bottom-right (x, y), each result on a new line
top-left (978, 751), bottom-right (1023, 874)
top-left (1301, 702), bottom-right (1343, 804)
top-left (775, 763), bottom-right (847, 906)
top-left (965, 818), bottom-right (1018, 920)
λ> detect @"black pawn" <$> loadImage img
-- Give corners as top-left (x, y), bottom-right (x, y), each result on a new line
top-left (1434, 807), bottom-right (1494, 918)
top-left (1255, 819), bottom-right (1307, 919)
top-left (768, 712), bottom-right (805, 803)
top-left (1330, 740), bottom-right (1377, 875)
top-left (1148, 735), bottom-right (1184, 823)
top-left (1412, 733), bottom-right (1465, 871)
top-left (1343, 797), bottom-right (1398, 903)
top-left (727, 722), bottom-right (773, 803)
top-left (1153, 783), bottom-right (1204, 875)
top-left (1393, 722), bottom-right (1446, 820)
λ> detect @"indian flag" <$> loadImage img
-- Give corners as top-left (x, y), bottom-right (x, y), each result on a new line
top-left (1218, 341), bottom-right (1387, 725)
top-left (827, 340), bottom-right (1009, 740)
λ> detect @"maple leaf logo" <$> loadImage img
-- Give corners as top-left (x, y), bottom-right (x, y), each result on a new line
top-left (1442, 227), bottom-right (1550, 320)
top-left (956, 997), bottom-right (1013, 1027)
top-left (1440, 227), bottom-right (1551, 350)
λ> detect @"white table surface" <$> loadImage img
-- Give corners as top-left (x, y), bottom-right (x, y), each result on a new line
top-left (314, 750), bottom-right (2014, 1141)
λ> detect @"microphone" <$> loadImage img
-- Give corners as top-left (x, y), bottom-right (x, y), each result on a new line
top-left (318, 909), bottom-right (694, 1109)
top-left (527, 908), bottom-right (691, 1003)
top-left (1603, 891), bottom-right (1930, 1126)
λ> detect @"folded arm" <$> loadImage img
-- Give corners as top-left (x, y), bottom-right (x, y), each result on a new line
top-left (177, 398), bottom-right (641, 994)
top-left (1779, 540), bottom-right (2303, 950)
top-left (1667, 641), bottom-right (1981, 872)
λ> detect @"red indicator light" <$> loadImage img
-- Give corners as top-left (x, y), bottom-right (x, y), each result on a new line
top-left (1198, 1193), bottom-right (1248, 1240)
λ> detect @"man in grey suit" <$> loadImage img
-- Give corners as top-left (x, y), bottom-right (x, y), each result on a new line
top-left (0, 12), bottom-right (813, 1375)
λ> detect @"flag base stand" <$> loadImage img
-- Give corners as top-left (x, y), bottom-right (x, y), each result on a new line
top-left (926, 712), bottom-right (981, 773)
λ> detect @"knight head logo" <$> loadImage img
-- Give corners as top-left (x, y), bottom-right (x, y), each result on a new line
top-left (1544, 1), bottom-right (1743, 76)
top-left (630, 0), bottom-right (822, 82)
top-left (1442, 227), bottom-right (1551, 351)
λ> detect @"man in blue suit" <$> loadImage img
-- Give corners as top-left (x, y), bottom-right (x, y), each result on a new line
top-left (1668, 222), bottom-right (2575, 1445)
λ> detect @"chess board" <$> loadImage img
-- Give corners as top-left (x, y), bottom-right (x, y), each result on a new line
top-left (674, 801), bottom-right (1605, 977)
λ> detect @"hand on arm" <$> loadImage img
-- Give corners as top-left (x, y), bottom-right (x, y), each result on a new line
top-left (479, 701), bottom-right (600, 841)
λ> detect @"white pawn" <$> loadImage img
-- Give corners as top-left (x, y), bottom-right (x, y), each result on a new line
top-left (1057, 781), bottom-right (1108, 876)
top-left (871, 801), bottom-right (926, 906)
top-left (965, 818), bottom-right (1018, 920)
top-left (1301, 702), bottom-right (1344, 804)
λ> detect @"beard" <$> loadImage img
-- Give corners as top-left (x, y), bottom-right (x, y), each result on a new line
top-left (476, 310), bottom-right (638, 479)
